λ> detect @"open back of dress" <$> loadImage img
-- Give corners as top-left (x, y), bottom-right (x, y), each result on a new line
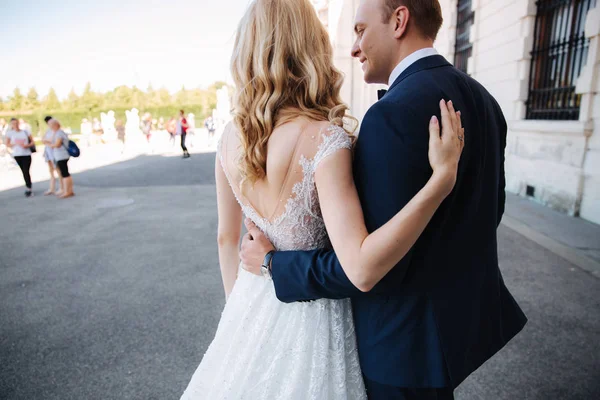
top-left (217, 119), bottom-right (352, 251)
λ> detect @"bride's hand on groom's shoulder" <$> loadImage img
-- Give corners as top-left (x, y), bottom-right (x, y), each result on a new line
top-left (240, 218), bottom-right (275, 276)
top-left (428, 99), bottom-right (465, 196)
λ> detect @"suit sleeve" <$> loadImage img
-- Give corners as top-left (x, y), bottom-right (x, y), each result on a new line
top-left (271, 101), bottom-right (434, 301)
top-left (271, 249), bottom-right (361, 302)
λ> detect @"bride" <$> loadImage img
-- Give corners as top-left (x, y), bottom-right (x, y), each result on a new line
top-left (180, 0), bottom-right (464, 398)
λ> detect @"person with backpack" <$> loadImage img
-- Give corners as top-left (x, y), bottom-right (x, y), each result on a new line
top-left (42, 115), bottom-right (64, 196)
top-left (4, 118), bottom-right (35, 197)
top-left (48, 119), bottom-right (75, 199)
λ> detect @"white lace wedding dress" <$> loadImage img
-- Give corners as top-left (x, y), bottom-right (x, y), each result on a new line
top-left (180, 124), bottom-right (366, 399)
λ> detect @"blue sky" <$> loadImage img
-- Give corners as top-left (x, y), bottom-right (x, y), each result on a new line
top-left (0, 0), bottom-right (253, 99)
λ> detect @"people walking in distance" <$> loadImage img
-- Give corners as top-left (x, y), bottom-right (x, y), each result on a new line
top-left (167, 117), bottom-right (177, 147)
top-left (92, 117), bottom-right (103, 144)
top-left (42, 115), bottom-right (64, 196)
top-left (4, 118), bottom-right (35, 197)
top-left (0, 118), bottom-right (8, 137)
top-left (116, 119), bottom-right (126, 154)
top-left (80, 118), bottom-right (93, 147)
top-left (141, 113), bottom-right (152, 144)
top-left (204, 116), bottom-right (216, 143)
top-left (177, 109), bottom-right (190, 158)
top-left (48, 119), bottom-right (75, 199)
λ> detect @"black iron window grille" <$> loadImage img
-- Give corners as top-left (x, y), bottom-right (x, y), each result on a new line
top-left (454, 0), bottom-right (474, 74)
top-left (526, 0), bottom-right (596, 120)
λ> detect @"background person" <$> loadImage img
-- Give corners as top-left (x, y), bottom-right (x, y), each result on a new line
top-left (80, 118), bottom-right (93, 147)
top-left (42, 115), bottom-right (63, 195)
top-left (167, 117), bottom-right (177, 146)
top-left (48, 119), bottom-right (75, 199)
top-left (176, 109), bottom-right (190, 158)
top-left (4, 118), bottom-right (34, 197)
top-left (116, 119), bottom-right (126, 154)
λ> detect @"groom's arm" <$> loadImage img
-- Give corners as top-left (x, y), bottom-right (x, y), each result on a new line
top-left (240, 220), bottom-right (362, 302)
top-left (271, 249), bottom-right (362, 302)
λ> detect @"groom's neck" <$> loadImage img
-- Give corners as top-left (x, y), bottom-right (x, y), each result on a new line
top-left (389, 36), bottom-right (435, 73)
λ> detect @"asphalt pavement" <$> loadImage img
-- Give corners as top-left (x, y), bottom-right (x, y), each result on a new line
top-left (0, 142), bottom-right (598, 400)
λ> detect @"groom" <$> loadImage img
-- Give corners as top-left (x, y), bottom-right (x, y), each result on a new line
top-left (240, 0), bottom-right (527, 398)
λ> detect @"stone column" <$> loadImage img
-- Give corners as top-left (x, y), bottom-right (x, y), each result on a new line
top-left (577, 7), bottom-right (600, 223)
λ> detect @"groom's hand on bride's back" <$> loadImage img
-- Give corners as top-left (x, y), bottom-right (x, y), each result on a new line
top-left (240, 218), bottom-right (275, 276)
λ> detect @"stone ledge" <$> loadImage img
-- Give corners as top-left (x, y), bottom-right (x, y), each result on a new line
top-left (510, 120), bottom-right (594, 136)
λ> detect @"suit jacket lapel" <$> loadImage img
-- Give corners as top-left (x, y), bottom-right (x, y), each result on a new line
top-left (387, 55), bottom-right (452, 93)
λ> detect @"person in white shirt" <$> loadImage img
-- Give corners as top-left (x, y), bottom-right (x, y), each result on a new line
top-left (41, 115), bottom-right (64, 195)
top-left (0, 118), bottom-right (7, 137)
top-left (4, 118), bottom-right (35, 197)
top-left (80, 118), bottom-right (93, 148)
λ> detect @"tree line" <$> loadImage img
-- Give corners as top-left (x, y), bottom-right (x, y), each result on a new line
top-left (0, 82), bottom-right (230, 134)
top-left (0, 81), bottom-right (229, 114)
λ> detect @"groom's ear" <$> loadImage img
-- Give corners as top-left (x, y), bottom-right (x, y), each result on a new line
top-left (392, 6), bottom-right (410, 40)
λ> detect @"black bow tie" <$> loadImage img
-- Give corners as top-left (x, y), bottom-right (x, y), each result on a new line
top-left (377, 89), bottom-right (387, 100)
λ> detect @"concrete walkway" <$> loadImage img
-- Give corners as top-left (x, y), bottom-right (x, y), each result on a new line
top-left (0, 144), bottom-right (598, 399)
top-left (503, 193), bottom-right (600, 276)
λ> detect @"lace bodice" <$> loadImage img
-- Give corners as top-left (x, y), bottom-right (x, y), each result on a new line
top-left (217, 124), bottom-right (352, 251)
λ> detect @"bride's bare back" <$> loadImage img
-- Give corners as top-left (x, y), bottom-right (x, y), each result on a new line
top-left (218, 118), bottom-right (352, 251)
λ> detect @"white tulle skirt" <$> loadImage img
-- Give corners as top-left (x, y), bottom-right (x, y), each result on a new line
top-left (180, 267), bottom-right (366, 400)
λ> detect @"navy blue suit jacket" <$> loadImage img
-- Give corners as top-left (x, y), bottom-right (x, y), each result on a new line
top-left (271, 55), bottom-right (527, 388)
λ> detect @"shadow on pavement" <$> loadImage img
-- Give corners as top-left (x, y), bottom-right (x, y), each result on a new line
top-left (0, 151), bottom-right (217, 200)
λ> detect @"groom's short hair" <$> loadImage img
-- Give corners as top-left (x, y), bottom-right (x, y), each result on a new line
top-left (382, 0), bottom-right (443, 41)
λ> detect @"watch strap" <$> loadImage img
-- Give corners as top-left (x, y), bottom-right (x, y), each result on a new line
top-left (262, 250), bottom-right (275, 272)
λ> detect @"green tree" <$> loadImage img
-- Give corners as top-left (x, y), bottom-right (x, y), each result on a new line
top-left (81, 81), bottom-right (100, 111)
top-left (175, 85), bottom-right (189, 105)
top-left (209, 81), bottom-right (228, 91)
top-left (113, 85), bottom-right (133, 108)
top-left (145, 84), bottom-right (161, 107)
top-left (25, 87), bottom-right (40, 110)
top-left (66, 88), bottom-right (80, 109)
top-left (156, 87), bottom-right (172, 106)
top-left (8, 88), bottom-right (24, 111)
top-left (43, 87), bottom-right (61, 110)
top-left (131, 86), bottom-right (145, 109)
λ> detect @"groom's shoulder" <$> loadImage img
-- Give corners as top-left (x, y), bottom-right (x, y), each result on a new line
top-left (363, 97), bottom-right (418, 127)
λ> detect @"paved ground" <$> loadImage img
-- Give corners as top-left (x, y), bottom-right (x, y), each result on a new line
top-left (0, 139), bottom-right (599, 400)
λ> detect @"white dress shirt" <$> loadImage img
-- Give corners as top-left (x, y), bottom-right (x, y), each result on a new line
top-left (387, 48), bottom-right (439, 86)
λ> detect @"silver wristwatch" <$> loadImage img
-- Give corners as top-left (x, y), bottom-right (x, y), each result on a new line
top-left (261, 251), bottom-right (275, 279)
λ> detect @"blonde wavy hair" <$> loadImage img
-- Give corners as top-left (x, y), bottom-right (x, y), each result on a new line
top-left (231, 0), bottom-right (356, 185)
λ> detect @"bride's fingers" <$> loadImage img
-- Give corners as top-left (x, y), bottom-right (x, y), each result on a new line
top-left (439, 99), bottom-right (451, 139)
top-left (456, 111), bottom-right (463, 147)
top-left (455, 111), bottom-right (465, 150)
top-left (429, 115), bottom-right (440, 145)
top-left (446, 100), bottom-right (458, 140)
